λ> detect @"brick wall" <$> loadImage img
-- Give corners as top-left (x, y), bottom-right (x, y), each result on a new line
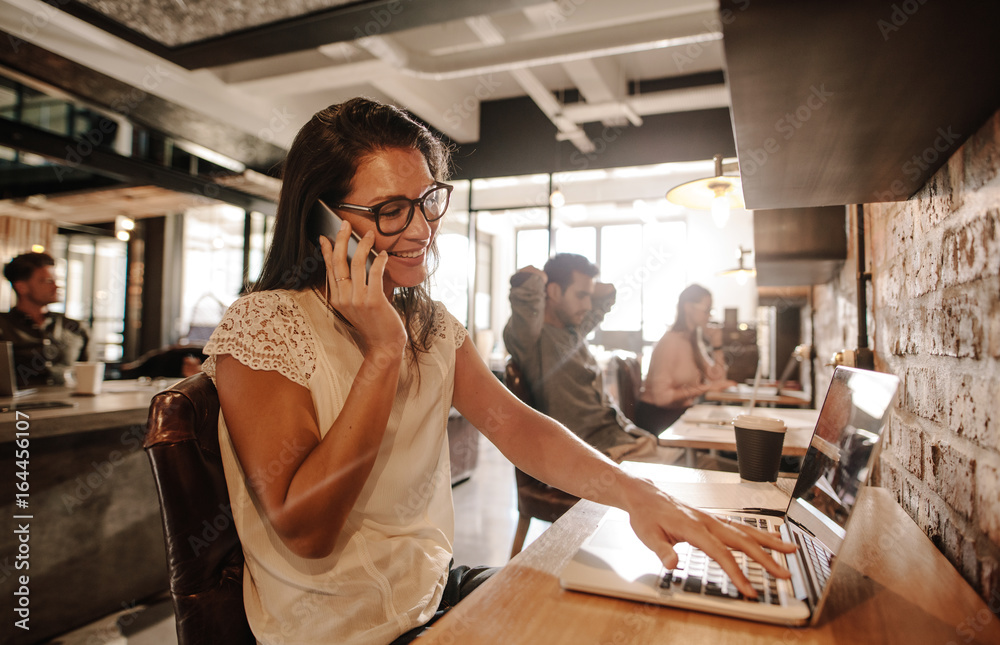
top-left (811, 110), bottom-right (1000, 609)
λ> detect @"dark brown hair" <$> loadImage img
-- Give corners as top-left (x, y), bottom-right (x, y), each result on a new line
top-left (3, 252), bottom-right (55, 286)
top-left (543, 253), bottom-right (599, 292)
top-left (671, 283), bottom-right (713, 375)
top-left (254, 98), bottom-right (451, 359)
top-left (670, 283), bottom-right (711, 333)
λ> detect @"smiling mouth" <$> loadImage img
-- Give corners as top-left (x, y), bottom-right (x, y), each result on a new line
top-left (389, 249), bottom-right (425, 259)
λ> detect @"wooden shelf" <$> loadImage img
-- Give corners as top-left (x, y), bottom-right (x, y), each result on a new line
top-left (722, 0), bottom-right (1000, 209)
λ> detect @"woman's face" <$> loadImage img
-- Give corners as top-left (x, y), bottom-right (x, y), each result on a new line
top-left (337, 147), bottom-right (441, 295)
top-left (685, 295), bottom-right (713, 329)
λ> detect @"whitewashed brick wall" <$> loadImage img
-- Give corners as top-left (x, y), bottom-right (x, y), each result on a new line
top-left (812, 110), bottom-right (1000, 609)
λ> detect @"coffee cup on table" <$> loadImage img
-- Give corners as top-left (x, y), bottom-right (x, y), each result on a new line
top-left (74, 362), bottom-right (105, 396)
top-left (733, 414), bottom-right (786, 482)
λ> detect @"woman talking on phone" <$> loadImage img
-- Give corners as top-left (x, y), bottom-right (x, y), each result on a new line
top-left (201, 99), bottom-right (792, 645)
top-left (635, 284), bottom-right (738, 433)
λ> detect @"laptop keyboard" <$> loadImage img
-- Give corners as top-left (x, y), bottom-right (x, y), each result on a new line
top-left (659, 516), bottom-right (781, 605)
top-left (792, 528), bottom-right (833, 590)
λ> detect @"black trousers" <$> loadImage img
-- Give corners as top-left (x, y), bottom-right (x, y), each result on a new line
top-left (633, 400), bottom-right (686, 433)
top-left (389, 563), bottom-right (498, 644)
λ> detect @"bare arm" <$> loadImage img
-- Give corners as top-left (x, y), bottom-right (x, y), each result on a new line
top-left (452, 338), bottom-right (794, 598)
top-left (216, 224), bottom-right (406, 559)
top-left (578, 281), bottom-right (616, 336)
top-left (700, 326), bottom-right (730, 383)
top-left (502, 267), bottom-right (547, 360)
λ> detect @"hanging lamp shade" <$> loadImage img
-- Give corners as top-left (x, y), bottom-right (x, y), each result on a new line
top-left (718, 246), bottom-right (756, 285)
top-left (665, 154), bottom-right (744, 211)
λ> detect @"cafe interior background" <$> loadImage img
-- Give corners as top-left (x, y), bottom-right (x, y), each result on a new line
top-left (1, 0), bottom-right (998, 642)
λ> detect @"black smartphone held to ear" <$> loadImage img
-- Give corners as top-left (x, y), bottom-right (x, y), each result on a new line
top-left (307, 199), bottom-right (377, 275)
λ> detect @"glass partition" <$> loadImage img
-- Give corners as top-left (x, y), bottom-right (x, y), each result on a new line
top-left (49, 234), bottom-right (128, 362)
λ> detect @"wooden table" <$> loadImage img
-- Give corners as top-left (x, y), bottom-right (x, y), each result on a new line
top-left (705, 385), bottom-right (812, 408)
top-left (418, 465), bottom-right (1000, 644)
top-left (657, 405), bottom-right (818, 471)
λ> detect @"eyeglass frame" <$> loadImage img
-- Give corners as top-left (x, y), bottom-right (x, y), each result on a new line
top-left (330, 182), bottom-right (454, 236)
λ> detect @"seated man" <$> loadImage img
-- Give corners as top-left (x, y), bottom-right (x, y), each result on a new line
top-left (503, 253), bottom-right (657, 462)
top-left (1, 252), bottom-right (89, 386)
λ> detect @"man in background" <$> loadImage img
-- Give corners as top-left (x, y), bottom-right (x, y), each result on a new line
top-left (503, 253), bottom-right (659, 462)
top-left (1, 252), bottom-right (89, 386)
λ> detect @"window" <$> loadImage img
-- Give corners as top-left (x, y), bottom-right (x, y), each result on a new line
top-left (180, 204), bottom-right (246, 341)
top-left (429, 181), bottom-right (471, 326)
top-left (50, 234), bottom-right (128, 362)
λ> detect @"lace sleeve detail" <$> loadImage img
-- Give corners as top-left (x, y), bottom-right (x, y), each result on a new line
top-left (202, 292), bottom-right (316, 388)
top-left (429, 304), bottom-right (469, 349)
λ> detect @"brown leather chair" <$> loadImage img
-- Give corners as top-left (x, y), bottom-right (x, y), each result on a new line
top-left (612, 355), bottom-right (642, 423)
top-left (144, 373), bottom-right (255, 645)
top-left (504, 358), bottom-right (580, 557)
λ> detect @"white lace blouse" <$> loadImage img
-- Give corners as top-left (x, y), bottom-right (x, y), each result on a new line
top-left (202, 288), bottom-right (468, 645)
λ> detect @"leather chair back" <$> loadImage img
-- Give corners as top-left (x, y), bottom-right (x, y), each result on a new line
top-left (144, 373), bottom-right (255, 645)
top-left (503, 357), bottom-right (579, 556)
top-left (612, 355), bottom-right (642, 423)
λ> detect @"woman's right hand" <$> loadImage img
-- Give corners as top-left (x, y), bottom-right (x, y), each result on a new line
top-left (318, 223), bottom-right (406, 355)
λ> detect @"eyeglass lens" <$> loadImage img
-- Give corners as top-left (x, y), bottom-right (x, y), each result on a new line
top-left (377, 185), bottom-right (450, 233)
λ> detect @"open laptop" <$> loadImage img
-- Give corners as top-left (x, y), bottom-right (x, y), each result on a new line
top-left (0, 341), bottom-right (37, 398)
top-left (560, 366), bottom-right (900, 626)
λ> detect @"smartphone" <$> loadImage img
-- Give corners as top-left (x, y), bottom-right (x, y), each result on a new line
top-left (307, 199), bottom-right (376, 275)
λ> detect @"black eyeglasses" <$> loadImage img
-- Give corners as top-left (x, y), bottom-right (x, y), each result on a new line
top-left (333, 182), bottom-right (453, 235)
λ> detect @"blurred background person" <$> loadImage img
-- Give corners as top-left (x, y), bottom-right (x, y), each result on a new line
top-left (504, 255), bottom-right (659, 462)
top-left (1, 251), bottom-right (89, 386)
top-left (634, 284), bottom-right (736, 432)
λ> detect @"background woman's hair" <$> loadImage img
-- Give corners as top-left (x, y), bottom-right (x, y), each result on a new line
top-left (671, 283), bottom-right (713, 377)
top-left (670, 283), bottom-right (711, 333)
top-left (254, 97), bottom-right (452, 359)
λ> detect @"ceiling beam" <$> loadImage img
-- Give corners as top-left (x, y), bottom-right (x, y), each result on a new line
top-left (0, 117), bottom-right (276, 215)
top-left (0, 28), bottom-right (287, 168)
top-left (46, 0), bottom-right (553, 69)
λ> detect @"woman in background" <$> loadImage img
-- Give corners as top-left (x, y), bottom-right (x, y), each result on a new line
top-left (635, 284), bottom-right (737, 432)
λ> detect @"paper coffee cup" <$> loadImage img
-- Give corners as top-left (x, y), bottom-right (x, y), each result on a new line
top-left (74, 362), bottom-right (105, 396)
top-left (733, 414), bottom-right (786, 482)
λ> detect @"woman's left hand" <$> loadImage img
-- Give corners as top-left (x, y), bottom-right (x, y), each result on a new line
top-left (318, 225), bottom-right (406, 355)
top-left (622, 479), bottom-right (796, 598)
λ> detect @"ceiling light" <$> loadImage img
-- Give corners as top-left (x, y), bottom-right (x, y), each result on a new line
top-left (115, 215), bottom-right (135, 242)
top-left (718, 246), bottom-right (756, 285)
top-left (665, 153), bottom-right (744, 228)
top-left (549, 187), bottom-right (566, 208)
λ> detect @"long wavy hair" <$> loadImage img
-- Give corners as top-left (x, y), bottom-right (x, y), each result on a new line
top-left (670, 283), bottom-right (713, 375)
top-left (253, 98), bottom-right (450, 360)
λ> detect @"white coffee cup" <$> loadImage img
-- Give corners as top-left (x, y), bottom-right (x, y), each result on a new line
top-left (74, 362), bottom-right (105, 395)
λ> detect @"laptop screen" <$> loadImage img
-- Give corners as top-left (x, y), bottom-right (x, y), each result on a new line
top-left (786, 366), bottom-right (899, 546)
top-left (0, 341), bottom-right (19, 397)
